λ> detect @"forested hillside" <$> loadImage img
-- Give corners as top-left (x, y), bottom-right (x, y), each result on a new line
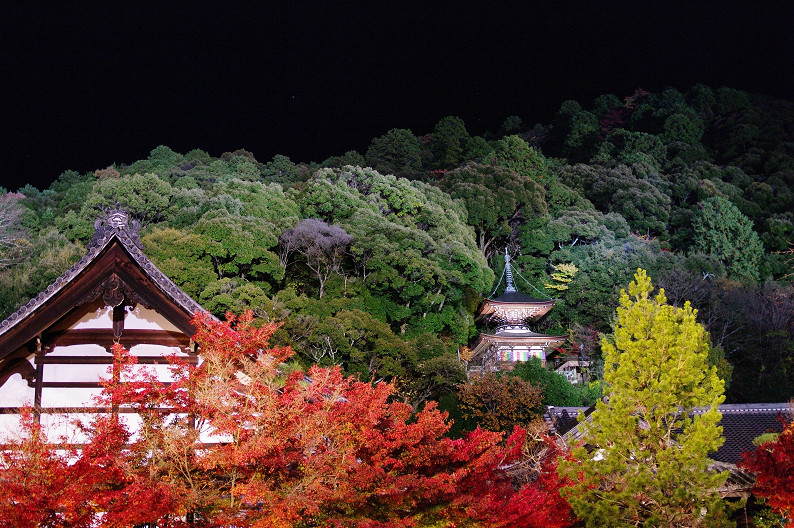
top-left (1, 84), bottom-right (792, 404)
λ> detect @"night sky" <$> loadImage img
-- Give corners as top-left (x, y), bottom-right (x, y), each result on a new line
top-left (2, 3), bottom-right (793, 191)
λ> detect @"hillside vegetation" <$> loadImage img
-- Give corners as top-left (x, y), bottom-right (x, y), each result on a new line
top-left (2, 84), bottom-right (793, 404)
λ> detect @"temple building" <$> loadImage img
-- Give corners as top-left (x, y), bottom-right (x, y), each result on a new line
top-left (0, 207), bottom-right (208, 442)
top-left (466, 250), bottom-right (567, 373)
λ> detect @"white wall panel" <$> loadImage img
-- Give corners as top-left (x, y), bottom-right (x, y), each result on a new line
top-left (0, 373), bottom-right (35, 407)
top-left (70, 305), bottom-right (113, 329)
top-left (48, 344), bottom-right (108, 357)
top-left (41, 387), bottom-right (104, 407)
top-left (125, 305), bottom-right (181, 331)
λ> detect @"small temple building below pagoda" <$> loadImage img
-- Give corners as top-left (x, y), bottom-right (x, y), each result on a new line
top-left (466, 250), bottom-right (567, 372)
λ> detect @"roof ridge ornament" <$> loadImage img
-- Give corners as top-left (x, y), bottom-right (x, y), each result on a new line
top-left (89, 203), bottom-right (143, 249)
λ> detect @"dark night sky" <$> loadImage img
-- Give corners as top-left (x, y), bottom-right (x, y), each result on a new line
top-left (2, 3), bottom-right (793, 191)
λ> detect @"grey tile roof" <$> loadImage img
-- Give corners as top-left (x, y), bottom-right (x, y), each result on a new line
top-left (696, 403), bottom-right (790, 464)
top-left (492, 290), bottom-right (548, 303)
top-left (549, 403), bottom-right (791, 464)
top-left (547, 402), bottom-right (792, 498)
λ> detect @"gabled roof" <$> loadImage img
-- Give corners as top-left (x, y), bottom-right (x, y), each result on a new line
top-left (0, 207), bottom-right (208, 362)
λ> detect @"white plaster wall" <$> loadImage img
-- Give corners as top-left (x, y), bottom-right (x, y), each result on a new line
top-left (71, 305), bottom-right (114, 329)
top-left (41, 412), bottom-right (95, 444)
top-left (130, 343), bottom-right (187, 357)
top-left (125, 305), bottom-right (181, 332)
top-left (0, 373), bottom-right (35, 407)
top-left (48, 343), bottom-right (109, 357)
top-left (41, 387), bottom-right (105, 407)
top-left (0, 414), bottom-right (23, 443)
top-left (45, 363), bottom-right (113, 382)
top-left (121, 362), bottom-right (177, 383)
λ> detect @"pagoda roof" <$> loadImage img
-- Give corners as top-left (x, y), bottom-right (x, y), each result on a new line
top-left (469, 330), bottom-right (567, 358)
top-left (0, 206), bottom-right (209, 363)
top-left (478, 296), bottom-right (556, 319)
top-left (492, 290), bottom-right (549, 304)
top-left (479, 249), bottom-right (555, 318)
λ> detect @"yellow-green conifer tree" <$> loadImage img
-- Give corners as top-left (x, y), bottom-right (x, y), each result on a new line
top-left (560, 269), bottom-right (730, 527)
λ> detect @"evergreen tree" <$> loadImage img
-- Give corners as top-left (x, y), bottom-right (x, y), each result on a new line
top-left (560, 269), bottom-right (730, 528)
top-left (693, 196), bottom-right (763, 281)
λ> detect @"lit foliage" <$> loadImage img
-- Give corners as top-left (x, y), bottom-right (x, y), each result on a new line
top-left (510, 357), bottom-right (599, 408)
top-left (559, 269), bottom-right (729, 528)
top-left (742, 417), bottom-right (794, 527)
top-left (0, 192), bottom-right (31, 269)
top-left (457, 372), bottom-right (544, 433)
top-left (0, 311), bottom-right (574, 528)
top-left (438, 162), bottom-right (547, 257)
top-left (544, 262), bottom-right (579, 292)
top-left (298, 166), bottom-right (492, 339)
top-left (482, 135), bottom-right (550, 180)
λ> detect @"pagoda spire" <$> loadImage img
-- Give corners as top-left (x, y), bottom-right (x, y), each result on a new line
top-left (504, 248), bottom-right (516, 293)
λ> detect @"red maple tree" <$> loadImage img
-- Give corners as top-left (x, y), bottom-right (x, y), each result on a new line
top-left (742, 416), bottom-right (794, 527)
top-left (0, 311), bottom-right (575, 527)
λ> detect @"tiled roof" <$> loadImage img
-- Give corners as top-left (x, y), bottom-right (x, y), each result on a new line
top-left (0, 207), bottom-right (210, 357)
top-left (550, 403), bottom-right (791, 464)
top-left (492, 290), bottom-right (548, 303)
top-left (696, 403), bottom-right (790, 464)
top-left (545, 406), bottom-right (591, 436)
top-left (547, 402), bottom-right (792, 497)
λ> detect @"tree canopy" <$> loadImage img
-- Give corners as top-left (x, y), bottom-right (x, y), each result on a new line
top-left (559, 269), bottom-right (728, 528)
top-left (3, 83), bottom-right (794, 406)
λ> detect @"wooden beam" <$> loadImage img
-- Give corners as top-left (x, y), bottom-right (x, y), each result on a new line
top-left (44, 329), bottom-right (190, 348)
top-left (40, 381), bottom-right (176, 388)
top-left (0, 406), bottom-right (175, 414)
top-left (36, 355), bottom-right (198, 365)
top-left (112, 303), bottom-right (125, 338)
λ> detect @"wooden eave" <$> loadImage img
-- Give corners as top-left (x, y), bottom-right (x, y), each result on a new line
top-left (0, 220), bottom-right (209, 365)
top-left (469, 332), bottom-right (567, 357)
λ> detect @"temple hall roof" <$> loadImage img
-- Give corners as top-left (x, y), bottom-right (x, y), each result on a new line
top-left (0, 206), bottom-right (209, 362)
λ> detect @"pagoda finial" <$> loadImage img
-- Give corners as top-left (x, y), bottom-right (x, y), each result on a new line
top-left (504, 248), bottom-right (516, 292)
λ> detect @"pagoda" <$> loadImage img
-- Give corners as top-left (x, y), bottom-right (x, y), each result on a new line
top-left (467, 250), bottom-right (566, 372)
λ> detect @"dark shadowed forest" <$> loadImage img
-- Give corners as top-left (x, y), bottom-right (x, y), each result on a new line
top-left (1, 84), bottom-right (793, 406)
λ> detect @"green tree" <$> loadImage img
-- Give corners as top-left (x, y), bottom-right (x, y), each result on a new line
top-left (510, 357), bottom-right (597, 407)
top-left (83, 172), bottom-right (174, 226)
top-left (0, 193), bottom-right (31, 269)
top-left (438, 162), bottom-right (547, 257)
top-left (430, 115), bottom-right (469, 169)
top-left (663, 113), bottom-right (705, 145)
top-left (365, 128), bottom-right (424, 177)
top-left (261, 154), bottom-right (302, 185)
top-left (298, 166), bottom-right (492, 339)
top-left (560, 269), bottom-right (729, 528)
top-left (482, 135), bottom-right (550, 180)
top-left (693, 196), bottom-right (763, 280)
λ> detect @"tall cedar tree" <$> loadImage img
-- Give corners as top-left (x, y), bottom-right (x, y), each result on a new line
top-left (559, 269), bottom-right (730, 528)
top-left (0, 311), bottom-right (574, 528)
top-left (741, 416), bottom-right (794, 527)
